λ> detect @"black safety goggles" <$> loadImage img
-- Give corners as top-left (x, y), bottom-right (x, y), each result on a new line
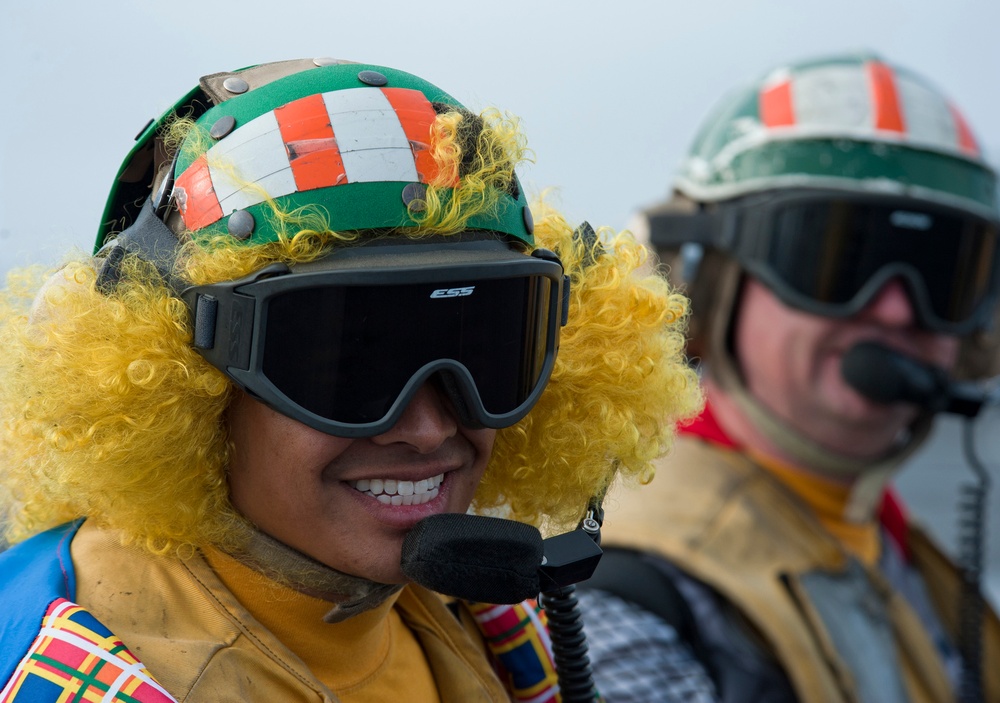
top-left (182, 240), bottom-right (569, 437)
top-left (649, 190), bottom-right (1000, 335)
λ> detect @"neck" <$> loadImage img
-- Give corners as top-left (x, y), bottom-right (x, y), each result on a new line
top-left (705, 378), bottom-right (853, 485)
top-left (223, 520), bottom-right (404, 623)
top-left (704, 376), bottom-right (908, 525)
top-left (204, 546), bottom-right (411, 695)
top-left (703, 380), bottom-right (890, 563)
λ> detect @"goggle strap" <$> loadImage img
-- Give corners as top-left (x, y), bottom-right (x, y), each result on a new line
top-left (647, 210), bottom-right (723, 250)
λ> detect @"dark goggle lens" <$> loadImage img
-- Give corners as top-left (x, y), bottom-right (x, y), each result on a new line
top-left (766, 199), bottom-right (998, 323)
top-left (260, 276), bottom-right (553, 424)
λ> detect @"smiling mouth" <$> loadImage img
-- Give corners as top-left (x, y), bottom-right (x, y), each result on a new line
top-left (347, 473), bottom-right (444, 506)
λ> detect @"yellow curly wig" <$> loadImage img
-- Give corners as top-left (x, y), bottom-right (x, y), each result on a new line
top-left (0, 104), bottom-right (702, 554)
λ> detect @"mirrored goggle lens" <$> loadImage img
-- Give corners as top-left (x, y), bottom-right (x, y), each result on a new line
top-left (761, 198), bottom-right (998, 324)
top-left (260, 275), bottom-right (554, 425)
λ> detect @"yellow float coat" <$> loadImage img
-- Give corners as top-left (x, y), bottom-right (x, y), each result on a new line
top-left (70, 520), bottom-right (510, 702)
top-left (602, 436), bottom-right (1000, 703)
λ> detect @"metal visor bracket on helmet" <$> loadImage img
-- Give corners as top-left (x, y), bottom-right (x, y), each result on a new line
top-left (181, 240), bottom-right (569, 437)
top-left (649, 189), bottom-right (1000, 335)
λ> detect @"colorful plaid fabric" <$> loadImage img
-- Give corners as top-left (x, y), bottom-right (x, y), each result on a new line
top-left (467, 600), bottom-right (561, 703)
top-left (0, 598), bottom-right (176, 703)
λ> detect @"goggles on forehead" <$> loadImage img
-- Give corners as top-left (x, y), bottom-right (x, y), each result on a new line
top-left (181, 239), bottom-right (569, 437)
top-left (650, 189), bottom-right (1000, 335)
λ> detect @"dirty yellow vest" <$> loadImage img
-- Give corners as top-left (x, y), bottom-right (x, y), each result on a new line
top-left (70, 520), bottom-right (510, 702)
top-left (601, 436), bottom-right (1000, 703)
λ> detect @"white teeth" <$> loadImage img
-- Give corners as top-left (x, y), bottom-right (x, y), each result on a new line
top-left (347, 474), bottom-right (445, 506)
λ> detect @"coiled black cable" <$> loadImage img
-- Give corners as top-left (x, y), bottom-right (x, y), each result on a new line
top-left (958, 419), bottom-right (991, 703)
top-left (540, 584), bottom-right (600, 702)
top-left (840, 342), bottom-right (995, 701)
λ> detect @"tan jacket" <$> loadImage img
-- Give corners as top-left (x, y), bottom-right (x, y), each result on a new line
top-left (602, 436), bottom-right (1000, 703)
top-left (70, 521), bottom-right (510, 702)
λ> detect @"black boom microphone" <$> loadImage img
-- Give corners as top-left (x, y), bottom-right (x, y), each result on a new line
top-left (840, 341), bottom-right (987, 417)
top-left (402, 512), bottom-right (605, 702)
top-left (400, 513), bottom-right (545, 603)
top-left (400, 512), bottom-right (605, 603)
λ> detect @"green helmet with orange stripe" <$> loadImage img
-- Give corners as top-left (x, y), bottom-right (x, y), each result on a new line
top-left (95, 58), bottom-right (533, 253)
top-left (670, 51), bottom-right (996, 216)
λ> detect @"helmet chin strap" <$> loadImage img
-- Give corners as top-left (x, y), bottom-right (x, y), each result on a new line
top-left (706, 267), bottom-right (933, 523)
top-left (721, 367), bottom-right (931, 522)
top-left (224, 519), bottom-right (403, 623)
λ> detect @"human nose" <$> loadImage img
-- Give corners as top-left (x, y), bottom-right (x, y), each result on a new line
top-left (371, 382), bottom-right (458, 452)
top-left (858, 278), bottom-right (917, 327)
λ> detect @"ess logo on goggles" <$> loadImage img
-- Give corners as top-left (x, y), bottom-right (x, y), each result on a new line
top-left (182, 241), bottom-right (570, 437)
top-left (651, 190), bottom-right (1000, 335)
top-left (431, 286), bottom-right (475, 298)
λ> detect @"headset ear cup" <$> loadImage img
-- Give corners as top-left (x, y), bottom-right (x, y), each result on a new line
top-left (94, 198), bottom-right (181, 293)
top-left (96, 243), bottom-right (128, 293)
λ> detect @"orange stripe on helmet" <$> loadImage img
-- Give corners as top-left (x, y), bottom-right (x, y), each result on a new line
top-left (949, 104), bottom-right (980, 156)
top-left (175, 154), bottom-right (223, 231)
top-left (760, 79), bottom-right (795, 128)
top-left (276, 93), bottom-right (348, 192)
top-left (866, 61), bottom-right (906, 133)
top-left (380, 87), bottom-right (452, 186)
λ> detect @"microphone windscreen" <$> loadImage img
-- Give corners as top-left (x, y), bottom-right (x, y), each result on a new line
top-left (841, 341), bottom-right (946, 406)
top-left (400, 513), bottom-right (543, 603)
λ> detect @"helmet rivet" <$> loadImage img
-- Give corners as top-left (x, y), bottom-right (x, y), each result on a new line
top-left (402, 183), bottom-right (427, 212)
top-left (358, 70), bottom-right (388, 87)
top-left (223, 76), bottom-right (250, 95)
top-left (210, 115), bottom-right (237, 140)
top-left (227, 210), bottom-right (255, 240)
top-left (522, 205), bottom-right (535, 235)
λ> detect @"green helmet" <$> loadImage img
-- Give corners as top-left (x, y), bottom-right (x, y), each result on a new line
top-left (674, 51), bottom-right (997, 218)
top-left (95, 58), bottom-right (533, 253)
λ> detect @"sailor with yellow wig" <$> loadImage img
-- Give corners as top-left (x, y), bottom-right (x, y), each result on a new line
top-left (0, 59), bottom-right (701, 702)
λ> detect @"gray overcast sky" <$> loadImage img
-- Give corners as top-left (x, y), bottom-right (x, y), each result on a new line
top-left (3, 0), bottom-right (1000, 600)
